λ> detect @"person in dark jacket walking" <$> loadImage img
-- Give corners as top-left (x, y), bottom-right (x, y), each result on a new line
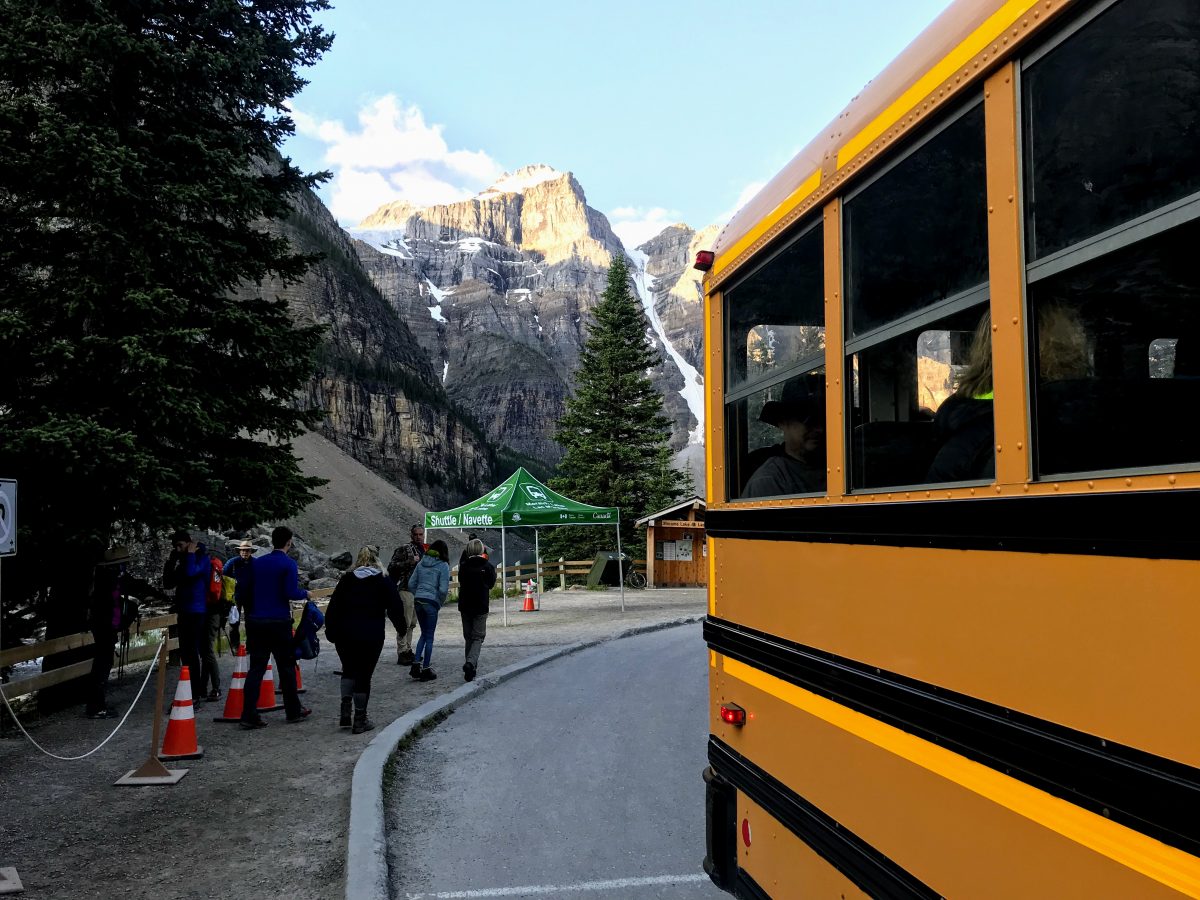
top-left (240, 526), bottom-right (311, 728)
top-left (324, 546), bottom-right (406, 734)
top-left (407, 539), bottom-right (450, 681)
top-left (457, 539), bottom-right (496, 682)
top-left (163, 529), bottom-right (211, 700)
top-left (86, 545), bottom-right (130, 718)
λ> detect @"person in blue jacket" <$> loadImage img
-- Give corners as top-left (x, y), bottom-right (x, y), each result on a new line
top-left (407, 539), bottom-right (450, 682)
top-left (239, 526), bottom-right (312, 728)
top-left (163, 529), bottom-right (211, 700)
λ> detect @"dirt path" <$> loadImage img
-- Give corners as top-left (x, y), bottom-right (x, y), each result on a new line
top-left (0, 589), bottom-right (705, 899)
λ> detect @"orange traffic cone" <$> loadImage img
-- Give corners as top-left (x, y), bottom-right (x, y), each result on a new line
top-left (256, 662), bottom-right (283, 713)
top-left (159, 666), bottom-right (204, 760)
top-left (214, 645), bottom-right (248, 723)
top-left (276, 660), bottom-right (307, 695)
top-left (522, 580), bottom-right (537, 612)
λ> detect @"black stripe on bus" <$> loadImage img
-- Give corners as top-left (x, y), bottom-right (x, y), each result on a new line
top-left (707, 617), bottom-right (1200, 857)
top-left (705, 489), bottom-right (1200, 560)
top-left (709, 736), bottom-right (939, 900)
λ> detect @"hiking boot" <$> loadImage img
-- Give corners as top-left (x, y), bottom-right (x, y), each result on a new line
top-left (463, 662), bottom-right (476, 682)
top-left (352, 711), bottom-right (375, 735)
top-left (240, 717), bottom-right (267, 730)
top-left (418, 668), bottom-right (437, 682)
top-left (339, 697), bottom-right (352, 728)
top-left (409, 663), bottom-right (422, 679)
top-left (397, 651), bottom-right (415, 665)
top-left (207, 688), bottom-right (222, 702)
top-left (286, 707), bottom-right (313, 724)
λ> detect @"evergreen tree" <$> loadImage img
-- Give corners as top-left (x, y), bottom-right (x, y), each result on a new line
top-left (0, 1), bottom-right (332, 611)
top-left (545, 255), bottom-right (688, 563)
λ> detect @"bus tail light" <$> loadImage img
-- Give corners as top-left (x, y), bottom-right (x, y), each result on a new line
top-left (720, 703), bottom-right (746, 726)
top-left (694, 250), bottom-right (715, 271)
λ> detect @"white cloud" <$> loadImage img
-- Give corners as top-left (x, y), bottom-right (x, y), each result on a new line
top-left (293, 95), bottom-right (504, 225)
top-left (609, 206), bottom-right (681, 251)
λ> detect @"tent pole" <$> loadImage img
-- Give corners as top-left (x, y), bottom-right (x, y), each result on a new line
top-left (534, 528), bottom-right (541, 610)
top-left (616, 515), bottom-right (625, 613)
top-left (501, 527), bottom-right (508, 627)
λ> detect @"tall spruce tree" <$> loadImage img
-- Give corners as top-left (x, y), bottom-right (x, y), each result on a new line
top-left (546, 255), bottom-right (688, 562)
top-left (0, 1), bottom-right (332, 616)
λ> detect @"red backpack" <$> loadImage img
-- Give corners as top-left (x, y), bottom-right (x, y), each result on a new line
top-left (207, 555), bottom-right (225, 605)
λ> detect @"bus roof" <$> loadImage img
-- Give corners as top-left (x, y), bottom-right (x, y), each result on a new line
top-left (712, 0), bottom-right (1028, 271)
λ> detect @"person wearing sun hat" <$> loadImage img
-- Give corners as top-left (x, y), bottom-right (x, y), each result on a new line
top-left (742, 373), bottom-right (827, 499)
top-left (224, 539), bottom-right (257, 649)
top-left (86, 544), bottom-right (131, 718)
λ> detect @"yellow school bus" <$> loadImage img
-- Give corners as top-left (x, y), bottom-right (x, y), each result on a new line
top-left (700, 1), bottom-right (1200, 897)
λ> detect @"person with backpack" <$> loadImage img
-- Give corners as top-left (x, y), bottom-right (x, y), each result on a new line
top-left (407, 539), bottom-right (450, 681)
top-left (163, 529), bottom-right (212, 702)
top-left (387, 524), bottom-right (426, 666)
top-left (240, 526), bottom-right (312, 728)
top-left (324, 546), bottom-right (406, 734)
top-left (457, 538), bottom-right (496, 682)
top-left (199, 549), bottom-right (225, 701)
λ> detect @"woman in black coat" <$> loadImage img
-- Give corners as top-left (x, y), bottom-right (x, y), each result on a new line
top-left (457, 538), bottom-right (497, 682)
top-left (324, 546), bottom-right (406, 734)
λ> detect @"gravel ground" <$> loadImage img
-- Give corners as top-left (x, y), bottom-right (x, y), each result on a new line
top-left (0, 588), bottom-right (705, 900)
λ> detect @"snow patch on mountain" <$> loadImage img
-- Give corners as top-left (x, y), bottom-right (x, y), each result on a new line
top-left (477, 164), bottom-right (562, 199)
top-left (349, 227), bottom-right (413, 258)
top-left (627, 250), bottom-right (705, 444)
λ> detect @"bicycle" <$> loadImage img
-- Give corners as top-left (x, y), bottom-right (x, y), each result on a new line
top-left (618, 554), bottom-right (647, 588)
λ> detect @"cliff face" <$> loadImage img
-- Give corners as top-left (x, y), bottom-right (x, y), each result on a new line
top-left (637, 223), bottom-right (720, 373)
top-left (238, 186), bottom-right (495, 508)
top-left (354, 165), bottom-right (701, 462)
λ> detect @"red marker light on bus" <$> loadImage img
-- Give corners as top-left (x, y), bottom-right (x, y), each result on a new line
top-left (720, 703), bottom-right (746, 726)
top-left (693, 250), bottom-right (715, 271)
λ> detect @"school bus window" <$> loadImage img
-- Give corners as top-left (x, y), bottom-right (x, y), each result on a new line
top-left (849, 304), bottom-right (993, 490)
top-left (727, 369), bottom-right (827, 500)
top-left (844, 100), bottom-right (987, 339)
top-left (1149, 339), bottom-right (1178, 379)
top-left (724, 222), bottom-right (824, 394)
top-left (1030, 219), bottom-right (1200, 477)
top-left (1022, 0), bottom-right (1200, 261)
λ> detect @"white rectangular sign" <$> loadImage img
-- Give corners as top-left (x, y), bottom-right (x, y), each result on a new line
top-left (0, 479), bottom-right (15, 556)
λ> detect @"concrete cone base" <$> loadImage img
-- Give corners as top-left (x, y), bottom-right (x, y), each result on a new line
top-left (115, 768), bottom-right (187, 786)
top-left (0, 867), bottom-right (24, 894)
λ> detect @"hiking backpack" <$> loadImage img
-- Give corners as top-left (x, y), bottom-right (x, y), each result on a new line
top-left (207, 555), bottom-right (225, 606)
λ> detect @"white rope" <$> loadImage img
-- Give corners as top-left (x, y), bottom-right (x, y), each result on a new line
top-left (0, 639), bottom-right (163, 761)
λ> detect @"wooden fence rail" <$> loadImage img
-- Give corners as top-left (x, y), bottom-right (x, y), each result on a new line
top-left (1, 614), bottom-right (178, 700)
top-left (447, 558), bottom-right (646, 590)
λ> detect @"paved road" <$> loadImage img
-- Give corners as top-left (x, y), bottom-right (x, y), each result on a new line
top-left (387, 623), bottom-right (723, 900)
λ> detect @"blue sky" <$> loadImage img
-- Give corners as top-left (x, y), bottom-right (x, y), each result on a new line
top-left (284, 0), bottom-right (951, 247)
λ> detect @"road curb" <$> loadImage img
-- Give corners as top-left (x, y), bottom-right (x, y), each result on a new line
top-left (345, 614), bottom-right (705, 900)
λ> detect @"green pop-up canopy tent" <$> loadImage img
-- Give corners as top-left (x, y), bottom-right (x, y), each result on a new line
top-left (424, 468), bottom-right (623, 624)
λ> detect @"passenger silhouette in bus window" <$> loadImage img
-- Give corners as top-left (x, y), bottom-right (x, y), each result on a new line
top-left (926, 311), bottom-right (996, 483)
top-left (743, 375), bottom-right (827, 498)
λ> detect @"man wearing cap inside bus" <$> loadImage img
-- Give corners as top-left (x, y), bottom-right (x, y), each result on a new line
top-left (743, 374), bottom-right (827, 499)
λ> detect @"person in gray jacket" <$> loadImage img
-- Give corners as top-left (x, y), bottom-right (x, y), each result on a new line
top-left (407, 539), bottom-right (450, 681)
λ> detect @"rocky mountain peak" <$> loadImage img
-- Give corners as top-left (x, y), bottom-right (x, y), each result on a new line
top-left (477, 163), bottom-right (565, 198)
